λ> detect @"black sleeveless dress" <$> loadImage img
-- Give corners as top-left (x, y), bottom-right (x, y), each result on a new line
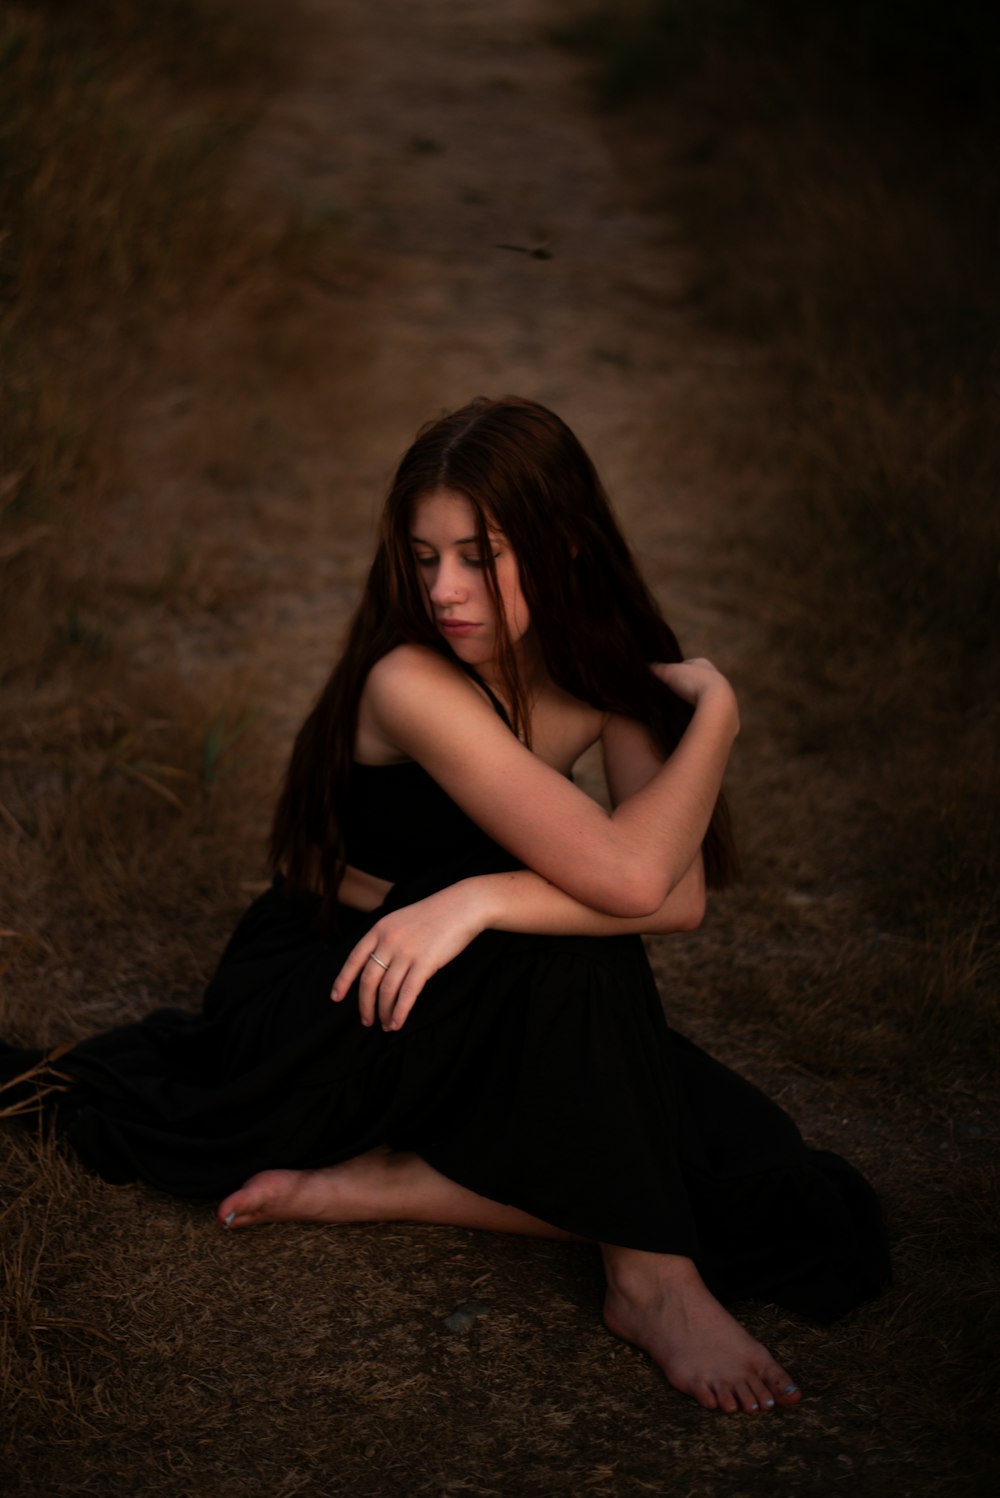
top-left (0, 756), bottom-right (889, 1323)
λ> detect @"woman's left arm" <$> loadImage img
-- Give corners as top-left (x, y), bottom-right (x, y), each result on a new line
top-left (465, 854), bottom-right (705, 937)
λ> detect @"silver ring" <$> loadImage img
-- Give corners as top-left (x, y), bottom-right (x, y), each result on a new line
top-left (367, 953), bottom-right (389, 971)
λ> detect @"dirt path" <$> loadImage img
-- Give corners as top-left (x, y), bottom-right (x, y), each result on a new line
top-left (124, 0), bottom-right (763, 745)
top-left (7, 3), bottom-right (972, 1495)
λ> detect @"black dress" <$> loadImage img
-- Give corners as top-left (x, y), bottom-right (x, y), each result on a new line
top-left (0, 757), bottom-right (889, 1323)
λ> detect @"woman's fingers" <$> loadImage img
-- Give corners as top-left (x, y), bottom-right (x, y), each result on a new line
top-left (359, 950), bottom-right (410, 1027)
top-left (376, 959), bottom-right (411, 1029)
top-left (649, 657), bottom-right (716, 699)
top-left (375, 956), bottom-right (435, 1031)
top-left (650, 659), bottom-right (738, 730)
top-left (331, 933), bottom-right (424, 1032)
top-left (362, 952), bottom-right (432, 1032)
top-left (384, 968), bottom-right (430, 1031)
top-left (331, 896), bottom-right (465, 1029)
top-left (330, 936), bottom-right (375, 1002)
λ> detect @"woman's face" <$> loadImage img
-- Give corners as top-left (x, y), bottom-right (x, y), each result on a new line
top-left (409, 488), bottom-right (531, 672)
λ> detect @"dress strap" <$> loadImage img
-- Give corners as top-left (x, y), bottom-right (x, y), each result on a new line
top-left (468, 672), bottom-right (513, 730)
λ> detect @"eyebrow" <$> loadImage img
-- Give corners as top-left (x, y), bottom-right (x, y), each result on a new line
top-left (409, 532), bottom-right (500, 547)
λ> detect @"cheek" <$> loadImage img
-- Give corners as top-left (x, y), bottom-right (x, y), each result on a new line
top-left (505, 582), bottom-right (530, 637)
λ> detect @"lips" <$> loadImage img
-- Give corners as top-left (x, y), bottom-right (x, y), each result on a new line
top-left (437, 619), bottom-right (480, 636)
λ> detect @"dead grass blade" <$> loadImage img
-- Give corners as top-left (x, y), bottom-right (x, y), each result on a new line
top-left (0, 800), bottom-right (29, 837)
top-left (0, 523), bottom-right (54, 563)
top-left (0, 1044), bottom-right (76, 1120)
top-left (113, 759), bottom-right (186, 811)
top-left (32, 1317), bottom-right (117, 1345)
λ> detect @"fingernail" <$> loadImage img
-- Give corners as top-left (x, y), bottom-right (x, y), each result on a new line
top-left (750, 1403), bottom-right (760, 1411)
top-left (764, 1398), bottom-right (775, 1408)
top-left (224, 1210), bottom-right (236, 1228)
top-left (784, 1384), bottom-right (799, 1395)
top-left (330, 989), bottom-right (338, 1001)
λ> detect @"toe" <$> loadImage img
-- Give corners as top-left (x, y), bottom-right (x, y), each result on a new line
top-left (735, 1380), bottom-right (763, 1414)
top-left (765, 1368), bottom-right (801, 1405)
top-left (713, 1384), bottom-right (740, 1415)
top-left (747, 1373), bottom-right (773, 1411)
top-left (218, 1190), bottom-right (265, 1228)
top-left (689, 1379), bottom-right (718, 1411)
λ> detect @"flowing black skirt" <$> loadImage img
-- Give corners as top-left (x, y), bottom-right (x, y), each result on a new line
top-left (0, 857), bottom-right (889, 1323)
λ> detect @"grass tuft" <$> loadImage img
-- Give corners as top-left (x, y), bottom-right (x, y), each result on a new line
top-left (199, 706), bottom-right (264, 790)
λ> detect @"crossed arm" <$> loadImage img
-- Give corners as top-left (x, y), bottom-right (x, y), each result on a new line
top-left (332, 658), bottom-right (725, 1031)
top-left (331, 845), bottom-right (706, 1032)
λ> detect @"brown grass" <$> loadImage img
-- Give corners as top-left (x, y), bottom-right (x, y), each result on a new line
top-left (2, 1), bottom-right (999, 1494)
top-left (564, 0), bottom-right (1000, 1083)
top-left (0, 0), bottom-right (328, 1051)
top-left (555, 1), bottom-right (1000, 1488)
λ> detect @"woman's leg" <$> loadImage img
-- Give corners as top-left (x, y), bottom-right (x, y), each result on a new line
top-left (218, 1154), bottom-right (801, 1415)
top-left (217, 1150), bottom-right (578, 1238)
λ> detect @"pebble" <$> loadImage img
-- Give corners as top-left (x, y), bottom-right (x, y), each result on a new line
top-left (443, 1300), bottom-right (491, 1333)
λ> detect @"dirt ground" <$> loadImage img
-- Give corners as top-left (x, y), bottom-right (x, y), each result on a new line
top-left (2, 1), bottom-right (997, 1495)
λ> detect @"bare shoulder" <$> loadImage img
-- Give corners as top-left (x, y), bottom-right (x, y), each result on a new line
top-left (365, 644), bottom-right (486, 717)
top-left (368, 642), bottom-right (459, 683)
top-left (358, 645), bottom-right (501, 762)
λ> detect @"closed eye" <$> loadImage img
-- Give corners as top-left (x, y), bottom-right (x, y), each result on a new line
top-left (412, 551), bottom-right (498, 569)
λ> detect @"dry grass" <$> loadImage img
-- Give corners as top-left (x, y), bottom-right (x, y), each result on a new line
top-left (560, 0), bottom-right (1000, 1079)
top-left (553, 2), bottom-right (1000, 1490)
top-left (2, 1), bottom-right (999, 1495)
top-left (0, 0), bottom-right (330, 1054)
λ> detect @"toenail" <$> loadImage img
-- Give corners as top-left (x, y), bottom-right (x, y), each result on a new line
top-left (784, 1384), bottom-right (799, 1395)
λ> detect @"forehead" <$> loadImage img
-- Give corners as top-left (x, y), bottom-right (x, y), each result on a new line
top-left (410, 487), bottom-right (501, 539)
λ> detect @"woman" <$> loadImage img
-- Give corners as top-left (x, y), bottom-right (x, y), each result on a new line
top-left (1, 397), bottom-right (888, 1415)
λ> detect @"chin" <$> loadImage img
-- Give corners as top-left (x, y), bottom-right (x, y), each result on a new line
top-left (448, 641), bottom-right (493, 668)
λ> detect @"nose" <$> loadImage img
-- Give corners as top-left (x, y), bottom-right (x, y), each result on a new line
top-left (429, 556), bottom-right (467, 608)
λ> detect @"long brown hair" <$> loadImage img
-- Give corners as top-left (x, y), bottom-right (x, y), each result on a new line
top-left (270, 397), bottom-right (738, 912)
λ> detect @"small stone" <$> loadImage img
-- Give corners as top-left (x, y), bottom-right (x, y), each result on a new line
top-left (443, 1300), bottom-right (491, 1333)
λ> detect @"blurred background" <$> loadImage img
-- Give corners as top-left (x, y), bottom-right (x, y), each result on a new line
top-left (1, 2), bottom-right (997, 1494)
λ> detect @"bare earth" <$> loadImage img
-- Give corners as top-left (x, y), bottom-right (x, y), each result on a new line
top-left (2, 2), bottom-right (994, 1495)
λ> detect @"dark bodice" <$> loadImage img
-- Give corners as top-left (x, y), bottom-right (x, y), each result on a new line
top-left (342, 675), bottom-right (513, 883)
top-left (342, 759), bottom-right (499, 882)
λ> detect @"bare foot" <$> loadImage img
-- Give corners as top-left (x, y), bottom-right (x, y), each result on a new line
top-left (602, 1251), bottom-right (801, 1414)
top-left (217, 1151), bottom-right (395, 1229)
top-left (217, 1150), bottom-right (580, 1237)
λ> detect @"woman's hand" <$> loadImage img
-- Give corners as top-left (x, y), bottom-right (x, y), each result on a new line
top-left (651, 658), bottom-right (739, 731)
top-left (330, 880), bottom-right (489, 1032)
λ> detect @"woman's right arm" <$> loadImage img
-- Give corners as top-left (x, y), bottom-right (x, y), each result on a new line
top-left (331, 854), bottom-right (705, 1031)
top-left (362, 647), bottom-right (738, 918)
